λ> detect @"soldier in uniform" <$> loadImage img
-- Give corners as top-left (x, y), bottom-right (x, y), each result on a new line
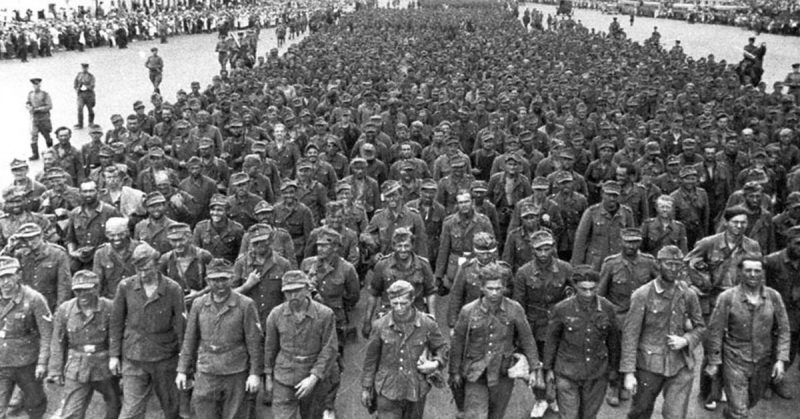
top-left (621, 245), bottom-right (705, 419)
top-left (233, 223), bottom-right (293, 332)
top-left (52, 127), bottom-right (86, 187)
top-left (405, 178), bottom-right (446, 263)
top-left (179, 156), bottom-right (218, 226)
top-left (670, 166), bottom-right (710, 248)
top-left (159, 223), bottom-right (213, 309)
top-left (508, 176), bottom-right (563, 237)
top-left (74, 63), bottom-right (96, 129)
top-left (640, 194), bottom-right (688, 257)
top-left (773, 192), bottom-right (800, 249)
top-left (513, 230), bottom-right (573, 417)
top-left (549, 171), bottom-right (588, 261)
top-left (48, 270), bottom-right (121, 419)
top-left (192, 194), bottom-right (245, 263)
top-left (295, 158), bottom-right (329, 225)
top-left (447, 232), bottom-right (498, 330)
top-left (0, 256), bottom-right (52, 419)
top-left (1, 223), bottom-right (71, 312)
top-left (65, 181), bottom-right (121, 271)
top-left (300, 228), bottom-right (359, 418)
top-left (488, 153), bottom-right (532, 246)
top-left (572, 181), bottom-right (635, 271)
top-left (616, 163), bottom-right (650, 226)
top-left (305, 201), bottom-right (359, 266)
top-left (686, 205), bottom-right (762, 411)
top-left (543, 265), bottom-right (620, 419)
top-left (134, 192), bottom-right (178, 255)
top-left (238, 203), bottom-right (296, 268)
top-left (362, 180), bottom-right (428, 262)
top-left (596, 228), bottom-right (659, 407)
top-left (263, 270), bottom-right (338, 419)
top-left (26, 78), bottom-right (53, 160)
top-left (0, 187), bottom-right (55, 249)
top-left (362, 280), bottom-right (448, 419)
top-left (92, 217), bottom-right (139, 299)
top-left (6, 158), bottom-right (46, 212)
top-left (145, 47), bottom-right (164, 93)
top-left (436, 155), bottom-right (475, 214)
top-left (227, 173), bottom-right (263, 230)
top-left (334, 181), bottom-right (369, 237)
top-left (176, 259), bottom-right (263, 419)
top-left (786, 62), bottom-right (800, 104)
top-left (436, 191), bottom-right (493, 293)
top-left (363, 227), bottom-right (437, 338)
top-left (273, 180), bottom-right (315, 265)
top-left (109, 242), bottom-right (185, 419)
top-left (503, 203), bottom-right (546, 272)
top-left (341, 157), bottom-right (381, 218)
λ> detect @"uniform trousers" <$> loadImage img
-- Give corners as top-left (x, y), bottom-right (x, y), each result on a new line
top-left (375, 394), bottom-right (427, 419)
top-left (119, 356), bottom-right (180, 419)
top-left (59, 376), bottom-right (121, 419)
top-left (555, 374), bottom-right (608, 419)
top-left (722, 357), bottom-right (772, 419)
top-left (0, 364), bottom-right (46, 419)
top-left (627, 366), bottom-right (694, 419)
top-left (192, 371), bottom-right (248, 419)
top-left (463, 373), bottom-right (514, 419)
top-left (272, 377), bottom-right (329, 419)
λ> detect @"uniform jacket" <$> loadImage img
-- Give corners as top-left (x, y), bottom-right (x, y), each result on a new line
top-left (513, 257), bottom-right (573, 337)
top-left (15, 243), bottom-right (72, 311)
top-left (193, 218), bottom-right (245, 263)
top-left (134, 216), bottom-right (177, 255)
top-left (640, 218), bottom-right (688, 257)
top-left (93, 240), bottom-right (140, 299)
top-left (300, 255), bottom-right (360, 327)
top-left (49, 297), bottom-right (113, 382)
top-left (571, 203), bottom-right (635, 270)
top-left (435, 211), bottom-right (493, 279)
top-left (233, 251), bottom-right (292, 325)
top-left (765, 249), bottom-right (800, 332)
top-left (0, 285), bottom-right (52, 368)
top-left (158, 245), bottom-right (213, 295)
top-left (597, 252), bottom-right (659, 314)
top-left (370, 253), bottom-right (436, 313)
top-left (366, 205), bottom-right (428, 258)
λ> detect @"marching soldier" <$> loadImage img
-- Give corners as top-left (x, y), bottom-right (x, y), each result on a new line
top-left (273, 180), bottom-right (315, 265)
top-left (193, 194), bottom-right (245, 263)
top-left (176, 259), bottom-right (263, 419)
top-left (238, 203), bottom-right (297, 268)
top-left (670, 166), bottom-right (710, 248)
top-left (405, 178), bottom-right (446, 263)
top-left (503, 203), bottom-right (547, 272)
top-left (134, 192), bottom-right (178, 255)
top-left (572, 181), bottom-right (635, 271)
top-left (48, 270), bottom-right (121, 419)
top-left (0, 256), bottom-right (52, 419)
top-left (26, 78), bottom-right (53, 160)
top-left (74, 63), bottom-right (96, 129)
top-left (159, 223), bottom-right (213, 309)
top-left (93, 217), bottom-right (140, 299)
top-left (436, 191), bottom-right (493, 293)
top-left (65, 181), bottom-right (121, 271)
top-left (305, 201), bottom-right (360, 266)
top-left (0, 187), bottom-right (55, 249)
top-left (640, 195), bottom-right (688, 257)
top-left (362, 280), bottom-right (448, 419)
top-left (549, 170), bottom-right (588, 261)
top-left (362, 180), bottom-right (428, 262)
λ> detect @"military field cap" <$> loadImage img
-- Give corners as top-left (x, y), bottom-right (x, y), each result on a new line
top-left (30, 78), bottom-right (41, 84)
top-left (280, 179), bottom-right (298, 191)
top-left (209, 194), bottom-right (229, 208)
top-left (786, 225), bottom-right (800, 240)
top-left (620, 228), bottom-right (643, 241)
top-left (743, 181), bottom-right (763, 194)
top-left (399, 160), bottom-right (415, 172)
top-left (382, 180), bottom-right (401, 196)
top-left (335, 181), bottom-right (352, 193)
top-left (15, 223), bottom-right (42, 238)
top-left (602, 181), bottom-right (621, 195)
top-left (131, 242), bottom-right (159, 267)
top-left (724, 205), bottom-right (751, 221)
top-left (316, 227), bottom-right (342, 245)
top-left (242, 154), bottom-right (262, 168)
top-left (0, 256), bottom-right (20, 277)
top-left (657, 245), bottom-right (684, 260)
top-left (206, 258), bottom-right (234, 280)
top-left (360, 143), bottom-right (377, 156)
top-left (299, 109), bottom-right (312, 118)
top-left (9, 158), bottom-right (28, 170)
top-left (144, 192), bottom-right (166, 207)
top-left (554, 170), bottom-right (574, 183)
top-left (175, 119), bottom-right (191, 129)
top-left (571, 265), bottom-right (600, 283)
top-left (386, 279), bottom-right (414, 299)
top-left (150, 47), bottom-right (158, 52)
top-left (296, 158), bottom-right (314, 170)
top-left (520, 203), bottom-right (541, 217)
top-left (148, 147), bottom-right (165, 157)
top-left (71, 270), bottom-right (99, 290)
top-left (786, 192), bottom-right (800, 209)
top-left (598, 140), bottom-right (615, 151)
top-left (392, 226), bottom-right (413, 243)
top-left (666, 155), bottom-right (681, 165)
top-left (450, 156), bottom-right (468, 168)
top-left (133, 100), bottom-right (145, 110)
top-left (420, 178), bottom-right (437, 191)
top-left (281, 270), bottom-right (310, 292)
top-left (530, 230), bottom-right (555, 248)
top-left (110, 114), bottom-right (124, 123)
top-left (679, 166), bottom-right (698, 178)
top-left (254, 201), bottom-right (274, 214)
top-left (532, 177), bottom-right (549, 190)
top-left (198, 138), bottom-right (214, 149)
top-left (186, 156), bottom-right (203, 167)
top-left (230, 172), bottom-right (250, 186)
top-left (504, 136), bottom-right (520, 145)
top-left (350, 156), bottom-right (367, 166)
top-left (481, 131), bottom-right (495, 140)
top-left (744, 168), bottom-right (768, 183)
top-left (249, 223), bottom-right (274, 243)
top-left (105, 217), bottom-right (128, 234)
top-left (470, 180), bottom-right (489, 192)
top-left (44, 168), bottom-right (69, 180)
top-left (505, 153), bottom-right (523, 164)
top-left (88, 124), bottom-right (104, 135)
top-left (473, 231), bottom-right (497, 251)
top-left (3, 186), bottom-right (27, 201)
top-left (98, 145), bottom-right (114, 157)
top-left (166, 223), bottom-right (192, 239)
top-left (682, 138), bottom-right (697, 146)
top-left (146, 136), bottom-right (163, 147)
top-left (227, 118), bottom-right (243, 128)
top-left (751, 147), bottom-right (767, 158)
top-left (558, 148), bottom-right (575, 160)
top-left (645, 141), bottom-right (661, 153)
top-left (251, 141), bottom-right (267, 152)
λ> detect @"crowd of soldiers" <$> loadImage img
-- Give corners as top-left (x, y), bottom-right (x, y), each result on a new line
top-left (5, 0), bottom-right (800, 418)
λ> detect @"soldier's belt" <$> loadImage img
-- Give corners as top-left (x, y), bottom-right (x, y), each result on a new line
top-left (69, 344), bottom-right (108, 354)
top-left (280, 349), bottom-right (315, 362)
top-left (0, 331), bottom-right (33, 339)
top-left (200, 342), bottom-right (241, 354)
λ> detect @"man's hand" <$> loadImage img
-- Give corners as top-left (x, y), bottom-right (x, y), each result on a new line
top-left (704, 364), bottom-right (719, 377)
top-left (264, 375), bottom-right (273, 395)
top-left (362, 320), bottom-right (372, 339)
top-left (666, 334), bottom-right (689, 350)
top-left (46, 374), bottom-right (64, 386)
top-left (623, 372), bottom-right (637, 395)
top-left (771, 360), bottom-right (785, 383)
top-left (416, 358), bottom-right (439, 375)
top-left (294, 374), bottom-right (319, 399)
top-left (449, 374), bottom-right (463, 390)
top-left (360, 389), bottom-right (373, 408)
top-left (246, 374), bottom-right (261, 393)
top-left (546, 370), bottom-right (555, 385)
top-left (35, 365), bottom-right (47, 380)
top-left (175, 373), bottom-right (189, 390)
top-left (243, 271), bottom-right (260, 288)
top-left (109, 357), bottom-right (121, 376)
top-left (170, 193), bottom-right (185, 208)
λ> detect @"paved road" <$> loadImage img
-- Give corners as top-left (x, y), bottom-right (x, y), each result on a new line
top-left (2, 4), bottom-right (800, 419)
top-left (521, 2), bottom-right (800, 89)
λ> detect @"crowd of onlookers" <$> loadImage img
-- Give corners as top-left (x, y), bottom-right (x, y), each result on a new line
top-left (0, 0), bottom-right (342, 61)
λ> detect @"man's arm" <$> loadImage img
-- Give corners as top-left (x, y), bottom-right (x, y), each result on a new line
top-left (243, 298), bottom-right (265, 376)
top-left (361, 320), bottom-right (382, 391)
top-left (47, 303), bottom-right (68, 376)
top-left (542, 305), bottom-right (564, 371)
top-left (706, 291), bottom-right (730, 366)
top-left (32, 293), bottom-right (54, 368)
top-left (177, 299), bottom-right (201, 374)
top-left (620, 289), bottom-right (646, 373)
top-left (309, 310), bottom-right (338, 380)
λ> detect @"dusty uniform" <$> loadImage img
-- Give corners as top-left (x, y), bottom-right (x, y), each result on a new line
top-left (11, 243), bottom-right (71, 312)
top-left (93, 240), bottom-right (140, 299)
top-left (435, 212), bottom-right (493, 287)
top-left (273, 202), bottom-right (315, 263)
top-left (192, 219), bottom-right (245, 263)
top-left (370, 254), bottom-right (437, 315)
top-left (233, 252), bottom-right (292, 329)
top-left (365, 206), bottom-right (429, 259)
top-left (49, 297), bottom-right (121, 419)
top-left (178, 292), bottom-right (263, 419)
top-left (571, 204), bottom-right (635, 270)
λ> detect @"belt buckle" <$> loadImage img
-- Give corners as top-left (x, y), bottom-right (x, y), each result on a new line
top-left (83, 344), bottom-right (96, 353)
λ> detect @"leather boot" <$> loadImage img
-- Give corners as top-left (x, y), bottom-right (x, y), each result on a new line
top-left (29, 143), bottom-right (39, 161)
